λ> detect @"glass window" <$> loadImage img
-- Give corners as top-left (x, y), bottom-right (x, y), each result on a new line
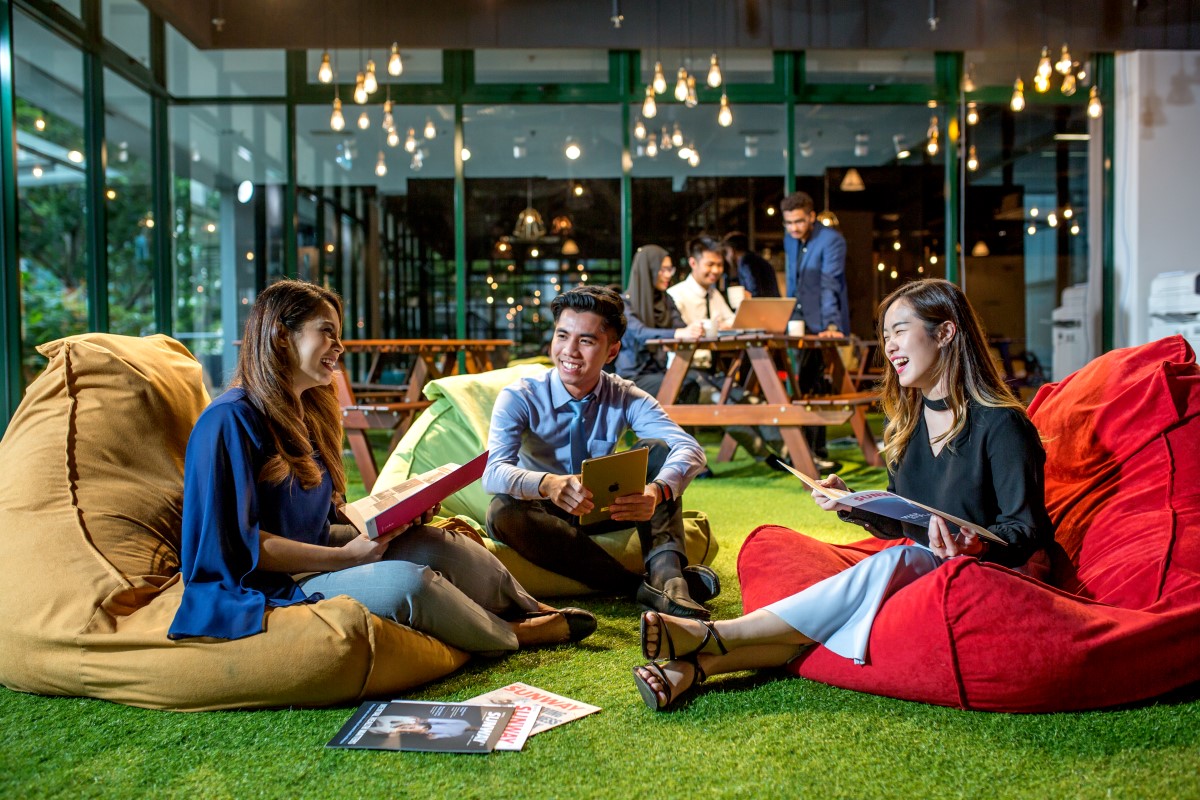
top-left (793, 103), bottom-right (947, 339)
top-left (962, 102), bottom-right (1091, 386)
top-left (296, 103), bottom-right (454, 340)
top-left (170, 104), bottom-right (288, 391)
top-left (465, 104), bottom-right (621, 353)
top-left (806, 50), bottom-right (935, 85)
top-left (631, 103), bottom-right (785, 292)
top-left (167, 27), bottom-right (285, 97)
top-left (105, 69), bottom-right (155, 336)
top-left (304, 48), bottom-right (443, 86)
top-left (13, 11), bottom-right (88, 383)
top-left (642, 49), bottom-right (776, 86)
top-left (474, 50), bottom-right (609, 84)
top-left (103, 0), bottom-right (150, 69)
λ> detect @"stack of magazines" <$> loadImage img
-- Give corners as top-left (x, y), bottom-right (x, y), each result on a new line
top-left (326, 683), bottom-right (601, 754)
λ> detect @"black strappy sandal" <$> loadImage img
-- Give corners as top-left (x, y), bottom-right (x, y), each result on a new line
top-left (631, 658), bottom-right (707, 712)
top-left (640, 610), bottom-right (729, 661)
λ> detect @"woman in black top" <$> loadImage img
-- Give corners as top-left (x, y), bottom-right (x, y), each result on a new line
top-left (632, 279), bottom-right (1053, 711)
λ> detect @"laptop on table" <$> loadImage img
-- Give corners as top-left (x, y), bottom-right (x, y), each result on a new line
top-left (720, 297), bottom-right (797, 335)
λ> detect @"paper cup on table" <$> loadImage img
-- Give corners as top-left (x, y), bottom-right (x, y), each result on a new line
top-left (787, 320), bottom-right (806, 337)
top-left (701, 318), bottom-right (717, 338)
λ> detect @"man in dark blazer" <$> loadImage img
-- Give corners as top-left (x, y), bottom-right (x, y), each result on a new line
top-left (781, 191), bottom-right (849, 472)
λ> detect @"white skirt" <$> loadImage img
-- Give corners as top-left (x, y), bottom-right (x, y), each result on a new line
top-left (762, 544), bottom-right (943, 665)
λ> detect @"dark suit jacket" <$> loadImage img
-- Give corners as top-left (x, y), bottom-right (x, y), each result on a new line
top-left (784, 223), bottom-right (849, 333)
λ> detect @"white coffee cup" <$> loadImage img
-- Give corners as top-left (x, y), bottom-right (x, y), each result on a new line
top-left (701, 318), bottom-right (717, 338)
top-left (787, 319), bottom-right (806, 337)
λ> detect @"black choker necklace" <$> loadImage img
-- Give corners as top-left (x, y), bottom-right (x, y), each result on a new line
top-left (922, 395), bottom-right (950, 411)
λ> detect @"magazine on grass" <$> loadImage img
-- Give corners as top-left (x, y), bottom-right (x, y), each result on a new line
top-left (781, 461), bottom-right (1007, 545)
top-left (342, 451), bottom-right (489, 539)
top-left (326, 700), bottom-right (514, 753)
top-left (465, 683), bottom-right (601, 736)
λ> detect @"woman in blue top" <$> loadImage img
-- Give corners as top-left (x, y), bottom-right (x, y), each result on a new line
top-left (168, 279), bottom-right (594, 652)
top-left (632, 279), bottom-right (1052, 710)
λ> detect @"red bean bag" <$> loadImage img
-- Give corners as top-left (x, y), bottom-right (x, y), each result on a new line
top-left (737, 335), bottom-right (1200, 711)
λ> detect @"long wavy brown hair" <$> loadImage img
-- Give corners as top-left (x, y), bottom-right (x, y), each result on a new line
top-left (877, 279), bottom-right (1024, 470)
top-left (231, 279), bottom-right (346, 502)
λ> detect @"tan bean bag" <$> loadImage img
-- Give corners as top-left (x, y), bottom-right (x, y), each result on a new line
top-left (0, 333), bottom-right (466, 711)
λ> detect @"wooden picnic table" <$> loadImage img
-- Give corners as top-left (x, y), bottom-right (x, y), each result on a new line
top-left (646, 333), bottom-right (883, 478)
top-left (336, 338), bottom-right (512, 489)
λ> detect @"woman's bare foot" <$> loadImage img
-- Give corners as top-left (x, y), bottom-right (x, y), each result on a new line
top-left (632, 659), bottom-right (700, 710)
top-left (641, 611), bottom-right (727, 661)
top-left (511, 612), bottom-right (570, 647)
top-left (512, 607), bottom-right (597, 647)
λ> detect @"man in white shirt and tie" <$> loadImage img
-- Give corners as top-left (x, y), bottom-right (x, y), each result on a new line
top-left (666, 235), bottom-right (736, 364)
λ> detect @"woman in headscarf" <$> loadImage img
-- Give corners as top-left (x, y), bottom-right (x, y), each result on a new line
top-left (615, 245), bottom-right (703, 404)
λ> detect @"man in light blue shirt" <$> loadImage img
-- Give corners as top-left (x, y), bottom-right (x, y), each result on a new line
top-left (484, 286), bottom-right (719, 619)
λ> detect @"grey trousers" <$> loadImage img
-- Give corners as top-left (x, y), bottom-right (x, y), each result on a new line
top-left (297, 524), bottom-right (540, 654)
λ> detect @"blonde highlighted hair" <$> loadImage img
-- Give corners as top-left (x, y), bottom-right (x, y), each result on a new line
top-left (231, 278), bottom-right (346, 502)
top-left (876, 279), bottom-right (1025, 470)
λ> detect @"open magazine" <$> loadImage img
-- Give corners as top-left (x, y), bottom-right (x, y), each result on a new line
top-left (342, 451), bottom-right (489, 539)
top-left (782, 461), bottom-right (1006, 545)
top-left (465, 682), bottom-right (601, 736)
top-left (326, 700), bottom-right (514, 754)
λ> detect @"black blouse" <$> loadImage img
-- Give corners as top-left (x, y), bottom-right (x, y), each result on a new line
top-left (843, 402), bottom-right (1053, 568)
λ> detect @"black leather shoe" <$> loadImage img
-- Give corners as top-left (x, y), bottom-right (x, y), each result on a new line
top-left (636, 577), bottom-right (710, 620)
top-left (682, 564), bottom-right (721, 603)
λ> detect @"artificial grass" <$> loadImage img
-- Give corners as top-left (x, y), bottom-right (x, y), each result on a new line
top-left (2, 425), bottom-right (1199, 799)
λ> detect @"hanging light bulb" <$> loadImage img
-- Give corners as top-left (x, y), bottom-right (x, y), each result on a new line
top-left (564, 138), bottom-right (582, 160)
top-left (1063, 206), bottom-right (1074, 219)
top-left (717, 92), bottom-right (733, 127)
top-left (1037, 46), bottom-right (1053, 80)
top-left (642, 84), bottom-right (657, 118)
top-left (967, 144), bottom-right (979, 172)
top-left (707, 53), bottom-right (723, 88)
top-left (34, 116), bottom-right (46, 131)
top-left (1047, 212), bottom-right (1059, 228)
top-left (424, 117), bottom-right (437, 139)
top-left (652, 61), bottom-right (668, 94)
top-left (926, 115), bottom-right (940, 156)
top-left (688, 149), bottom-right (700, 168)
top-left (1061, 71), bottom-right (1077, 96)
top-left (375, 151), bottom-right (388, 177)
top-left (685, 74), bottom-right (699, 108)
top-left (634, 117), bottom-right (647, 140)
top-left (660, 126), bottom-right (673, 150)
top-left (966, 102), bottom-right (979, 126)
top-left (357, 110), bottom-right (370, 130)
top-left (353, 72), bottom-right (368, 104)
top-left (1011, 77), bottom-right (1026, 112)
top-left (646, 132), bottom-right (659, 158)
top-left (1076, 64), bottom-right (1088, 83)
top-left (31, 164), bottom-right (43, 178)
top-left (363, 60), bottom-right (378, 94)
top-left (382, 99), bottom-right (394, 131)
top-left (330, 95), bottom-right (345, 131)
top-left (1056, 44), bottom-right (1073, 75)
top-left (672, 124), bottom-right (684, 148)
top-left (1087, 85), bottom-right (1103, 118)
top-left (962, 63), bottom-right (977, 93)
top-left (387, 127), bottom-right (400, 148)
top-left (677, 142), bottom-right (692, 160)
top-left (388, 43), bottom-right (403, 76)
top-left (674, 67), bottom-right (689, 102)
top-left (1035, 71), bottom-right (1051, 93)
top-left (410, 150), bottom-right (424, 171)
top-left (404, 128), bottom-right (418, 153)
top-left (317, 51), bottom-right (333, 84)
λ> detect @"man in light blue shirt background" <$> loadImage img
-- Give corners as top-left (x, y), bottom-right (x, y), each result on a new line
top-left (483, 286), bottom-right (719, 619)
